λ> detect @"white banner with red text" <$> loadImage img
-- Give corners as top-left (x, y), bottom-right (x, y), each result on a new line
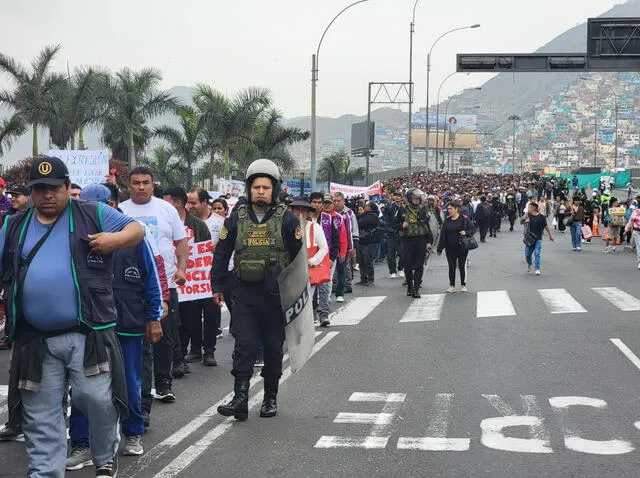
top-left (177, 239), bottom-right (214, 302)
top-left (329, 181), bottom-right (382, 198)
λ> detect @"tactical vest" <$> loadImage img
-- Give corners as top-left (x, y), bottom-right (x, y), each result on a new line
top-left (234, 204), bottom-right (290, 282)
top-left (2, 200), bottom-right (117, 339)
top-left (400, 205), bottom-right (428, 238)
top-left (112, 244), bottom-right (147, 335)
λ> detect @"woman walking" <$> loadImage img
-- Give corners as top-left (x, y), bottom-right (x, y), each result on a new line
top-left (565, 196), bottom-right (585, 251)
top-left (437, 200), bottom-right (476, 293)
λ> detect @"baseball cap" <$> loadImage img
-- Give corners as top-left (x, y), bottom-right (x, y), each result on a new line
top-left (27, 156), bottom-right (70, 187)
top-left (0, 178), bottom-right (5, 187)
top-left (7, 185), bottom-right (30, 196)
top-left (323, 194), bottom-right (334, 203)
top-left (80, 184), bottom-right (111, 203)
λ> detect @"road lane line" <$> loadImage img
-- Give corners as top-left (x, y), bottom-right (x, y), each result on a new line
top-left (399, 294), bottom-right (445, 322)
top-left (476, 291), bottom-right (516, 318)
top-left (314, 436), bottom-right (389, 449)
top-left (610, 338), bottom-right (640, 371)
top-left (152, 331), bottom-right (340, 478)
top-left (123, 331), bottom-right (325, 476)
top-left (538, 289), bottom-right (587, 314)
top-left (334, 413), bottom-right (393, 425)
top-left (593, 288), bottom-right (640, 311)
top-left (349, 392), bottom-right (406, 402)
top-left (329, 296), bottom-right (386, 325)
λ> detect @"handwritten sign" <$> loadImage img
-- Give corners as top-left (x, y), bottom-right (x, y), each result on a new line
top-left (177, 240), bottom-right (214, 302)
top-left (329, 181), bottom-right (382, 198)
top-left (46, 150), bottom-right (109, 188)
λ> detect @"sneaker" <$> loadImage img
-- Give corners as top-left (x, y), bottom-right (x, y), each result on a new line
top-left (203, 350), bottom-right (217, 366)
top-left (535, 270), bottom-right (541, 275)
top-left (603, 247), bottom-right (611, 253)
top-left (172, 362), bottom-right (185, 379)
top-left (0, 423), bottom-right (23, 441)
top-left (184, 352), bottom-right (202, 363)
top-left (154, 379), bottom-right (176, 402)
top-left (95, 457), bottom-right (118, 477)
top-left (446, 286), bottom-right (455, 293)
top-left (336, 296), bottom-right (344, 303)
top-left (0, 335), bottom-right (10, 350)
top-left (398, 270), bottom-right (405, 278)
top-left (612, 246), bottom-right (617, 252)
top-left (576, 247), bottom-right (582, 251)
top-left (460, 285), bottom-right (468, 292)
top-left (320, 314), bottom-right (331, 327)
top-left (66, 446), bottom-right (93, 470)
top-left (254, 350), bottom-right (264, 367)
top-left (354, 264), bottom-right (360, 271)
top-left (216, 332), bottom-right (224, 339)
top-left (123, 435), bottom-right (144, 456)
top-left (573, 247), bottom-right (578, 251)
top-left (527, 264), bottom-right (532, 273)
top-left (390, 273), bottom-right (398, 279)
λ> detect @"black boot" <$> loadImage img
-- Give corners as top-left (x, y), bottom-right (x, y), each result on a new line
top-left (260, 378), bottom-right (279, 418)
top-left (412, 286), bottom-right (421, 299)
top-left (406, 280), bottom-right (413, 297)
top-left (218, 378), bottom-right (250, 420)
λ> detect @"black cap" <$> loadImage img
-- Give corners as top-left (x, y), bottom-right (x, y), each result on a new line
top-left (7, 185), bottom-right (30, 196)
top-left (27, 156), bottom-right (69, 187)
top-left (289, 197), bottom-right (315, 211)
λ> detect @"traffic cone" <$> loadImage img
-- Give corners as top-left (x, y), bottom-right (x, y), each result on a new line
top-left (592, 213), bottom-right (601, 237)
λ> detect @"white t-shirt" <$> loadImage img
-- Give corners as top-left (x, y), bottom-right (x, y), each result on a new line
top-left (120, 196), bottom-right (187, 289)
top-left (205, 212), bottom-right (234, 271)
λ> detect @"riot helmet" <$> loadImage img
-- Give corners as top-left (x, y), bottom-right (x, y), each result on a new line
top-left (245, 158), bottom-right (282, 205)
top-left (406, 188), bottom-right (423, 204)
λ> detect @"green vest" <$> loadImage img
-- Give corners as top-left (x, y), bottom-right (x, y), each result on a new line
top-left (400, 205), bottom-right (428, 238)
top-left (234, 204), bottom-right (291, 282)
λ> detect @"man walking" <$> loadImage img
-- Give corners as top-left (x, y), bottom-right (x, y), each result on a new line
top-left (522, 201), bottom-right (554, 275)
top-left (382, 192), bottom-right (403, 278)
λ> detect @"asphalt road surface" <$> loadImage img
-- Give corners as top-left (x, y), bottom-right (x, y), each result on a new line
top-left (2, 223), bottom-right (640, 478)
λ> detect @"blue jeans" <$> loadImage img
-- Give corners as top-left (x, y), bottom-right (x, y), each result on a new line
top-left (22, 333), bottom-right (120, 477)
top-left (570, 221), bottom-right (582, 248)
top-left (333, 259), bottom-right (347, 297)
top-left (70, 335), bottom-right (144, 447)
top-left (525, 239), bottom-right (543, 270)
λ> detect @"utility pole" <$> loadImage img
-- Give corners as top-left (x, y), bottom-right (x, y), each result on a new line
top-left (509, 115), bottom-right (520, 173)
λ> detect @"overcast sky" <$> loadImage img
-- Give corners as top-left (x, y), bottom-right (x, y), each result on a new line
top-left (0, 0), bottom-right (626, 119)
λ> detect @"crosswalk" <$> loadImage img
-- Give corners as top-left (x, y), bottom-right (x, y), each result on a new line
top-left (328, 287), bottom-right (640, 326)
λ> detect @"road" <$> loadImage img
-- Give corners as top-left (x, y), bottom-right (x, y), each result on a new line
top-left (2, 223), bottom-right (640, 477)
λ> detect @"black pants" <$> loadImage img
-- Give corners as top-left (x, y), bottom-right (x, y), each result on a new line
top-left (478, 219), bottom-right (489, 241)
top-left (445, 247), bottom-right (468, 286)
top-left (142, 340), bottom-right (153, 414)
top-left (508, 214), bottom-right (516, 230)
top-left (149, 288), bottom-right (180, 384)
top-left (490, 216), bottom-right (500, 235)
top-left (358, 243), bottom-right (378, 283)
top-left (179, 298), bottom-right (219, 355)
top-left (386, 234), bottom-right (403, 274)
top-left (402, 237), bottom-right (427, 287)
top-left (230, 285), bottom-right (285, 381)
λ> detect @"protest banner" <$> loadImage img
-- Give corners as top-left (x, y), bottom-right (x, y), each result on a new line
top-left (177, 239), bottom-right (214, 302)
top-left (46, 150), bottom-right (109, 188)
top-left (329, 181), bottom-right (382, 198)
top-left (218, 179), bottom-right (245, 198)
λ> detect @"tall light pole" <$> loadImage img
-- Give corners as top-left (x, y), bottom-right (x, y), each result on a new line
top-left (581, 76), bottom-right (618, 171)
top-left (407, 0), bottom-right (420, 185)
top-left (425, 24), bottom-right (480, 171)
top-left (311, 0), bottom-right (369, 193)
top-left (508, 115), bottom-right (521, 174)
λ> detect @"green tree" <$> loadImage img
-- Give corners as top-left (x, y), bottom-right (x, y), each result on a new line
top-left (318, 150), bottom-right (363, 185)
top-left (138, 145), bottom-right (186, 188)
top-left (154, 106), bottom-right (208, 189)
top-left (194, 84), bottom-right (271, 178)
top-left (0, 116), bottom-right (27, 157)
top-left (0, 44), bottom-right (67, 156)
top-left (100, 68), bottom-right (179, 167)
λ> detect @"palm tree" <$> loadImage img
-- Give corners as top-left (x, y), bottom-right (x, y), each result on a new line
top-left (99, 68), bottom-right (179, 167)
top-left (194, 84), bottom-right (272, 178)
top-left (318, 150), bottom-right (364, 185)
top-left (138, 145), bottom-right (186, 188)
top-left (154, 106), bottom-right (208, 189)
top-left (0, 116), bottom-right (27, 157)
top-left (0, 44), bottom-right (67, 156)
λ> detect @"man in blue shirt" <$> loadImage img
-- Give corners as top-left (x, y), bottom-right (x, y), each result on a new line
top-left (2, 157), bottom-right (144, 478)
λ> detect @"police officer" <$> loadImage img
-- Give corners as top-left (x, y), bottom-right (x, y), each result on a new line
top-left (398, 188), bottom-right (434, 299)
top-left (505, 189), bottom-right (518, 231)
top-left (212, 159), bottom-right (302, 420)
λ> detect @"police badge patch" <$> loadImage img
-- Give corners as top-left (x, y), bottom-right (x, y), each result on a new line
top-left (219, 226), bottom-right (228, 240)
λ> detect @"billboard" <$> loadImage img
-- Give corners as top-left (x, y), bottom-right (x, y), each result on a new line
top-left (411, 113), bottom-right (477, 149)
top-left (350, 120), bottom-right (375, 156)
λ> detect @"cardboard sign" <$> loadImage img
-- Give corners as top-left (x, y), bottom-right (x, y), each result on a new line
top-left (177, 240), bottom-right (214, 302)
top-left (46, 150), bottom-right (109, 188)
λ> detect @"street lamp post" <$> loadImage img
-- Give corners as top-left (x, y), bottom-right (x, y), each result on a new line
top-left (310, 0), bottom-right (369, 193)
top-left (508, 114), bottom-right (521, 174)
top-left (408, 0), bottom-right (420, 186)
top-left (424, 24), bottom-right (480, 171)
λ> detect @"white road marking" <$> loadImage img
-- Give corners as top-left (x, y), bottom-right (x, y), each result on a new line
top-left (593, 287), bottom-right (640, 311)
top-left (610, 338), bottom-right (640, 371)
top-left (329, 296), bottom-right (386, 326)
top-left (0, 385), bottom-right (7, 396)
top-left (476, 291), bottom-right (516, 318)
top-left (398, 393), bottom-right (471, 451)
top-left (152, 331), bottom-right (340, 478)
top-left (538, 289), bottom-right (587, 314)
top-left (314, 436), bottom-right (389, 449)
top-left (399, 294), bottom-right (445, 322)
top-left (349, 392), bottom-right (406, 403)
top-left (334, 413), bottom-right (393, 425)
top-left (549, 396), bottom-right (634, 455)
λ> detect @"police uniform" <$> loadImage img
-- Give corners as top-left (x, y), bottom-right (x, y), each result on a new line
top-left (213, 159), bottom-right (302, 420)
top-left (398, 189), bottom-right (433, 299)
